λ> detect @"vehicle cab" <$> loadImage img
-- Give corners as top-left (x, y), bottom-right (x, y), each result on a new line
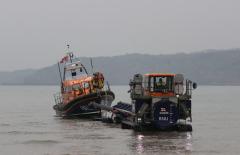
top-left (130, 73), bottom-right (195, 99)
top-left (143, 73), bottom-right (175, 97)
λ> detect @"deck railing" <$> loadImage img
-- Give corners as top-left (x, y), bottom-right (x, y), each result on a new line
top-left (54, 92), bottom-right (63, 104)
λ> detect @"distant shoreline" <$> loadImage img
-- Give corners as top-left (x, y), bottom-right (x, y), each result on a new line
top-left (1, 49), bottom-right (240, 86)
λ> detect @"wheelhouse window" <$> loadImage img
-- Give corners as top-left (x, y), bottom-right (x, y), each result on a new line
top-left (64, 86), bottom-right (72, 92)
top-left (65, 67), bottom-right (87, 80)
top-left (148, 76), bottom-right (174, 92)
top-left (82, 82), bottom-right (90, 89)
top-left (72, 84), bottom-right (81, 91)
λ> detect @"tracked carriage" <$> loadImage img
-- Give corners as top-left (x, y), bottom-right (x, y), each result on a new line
top-left (89, 72), bottom-right (197, 131)
top-left (116, 73), bottom-right (197, 131)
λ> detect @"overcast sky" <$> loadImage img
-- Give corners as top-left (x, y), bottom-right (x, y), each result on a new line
top-left (0, 0), bottom-right (239, 71)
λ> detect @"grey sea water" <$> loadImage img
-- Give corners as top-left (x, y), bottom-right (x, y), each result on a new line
top-left (0, 85), bottom-right (239, 155)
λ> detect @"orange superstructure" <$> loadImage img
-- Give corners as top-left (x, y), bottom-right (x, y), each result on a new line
top-left (61, 74), bottom-right (104, 105)
top-left (53, 50), bottom-right (114, 117)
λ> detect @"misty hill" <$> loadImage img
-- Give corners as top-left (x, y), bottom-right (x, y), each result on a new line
top-left (0, 49), bottom-right (240, 85)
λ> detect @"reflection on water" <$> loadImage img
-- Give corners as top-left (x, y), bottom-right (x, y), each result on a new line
top-left (136, 134), bottom-right (145, 153)
top-left (131, 132), bottom-right (192, 155)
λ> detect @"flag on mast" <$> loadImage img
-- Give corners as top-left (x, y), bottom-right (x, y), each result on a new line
top-left (60, 55), bottom-right (69, 63)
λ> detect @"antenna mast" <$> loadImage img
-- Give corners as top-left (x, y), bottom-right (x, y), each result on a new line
top-left (57, 62), bottom-right (63, 84)
top-left (67, 44), bottom-right (73, 63)
top-left (90, 58), bottom-right (94, 75)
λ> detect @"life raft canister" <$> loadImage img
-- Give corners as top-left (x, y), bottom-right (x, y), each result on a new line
top-left (93, 72), bottom-right (105, 89)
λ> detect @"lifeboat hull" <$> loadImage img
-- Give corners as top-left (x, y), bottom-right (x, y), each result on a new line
top-left (53, 90), bottom-right (115, 118)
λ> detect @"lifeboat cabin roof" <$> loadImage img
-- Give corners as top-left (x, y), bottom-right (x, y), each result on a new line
top-left (64, 61), bottom-right (86, 71)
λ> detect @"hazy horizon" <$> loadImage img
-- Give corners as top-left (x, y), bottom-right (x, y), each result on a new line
top-left (1, 0), bottom-right (240, 71)
top-left (0, 48), bottom-right (239, 72)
